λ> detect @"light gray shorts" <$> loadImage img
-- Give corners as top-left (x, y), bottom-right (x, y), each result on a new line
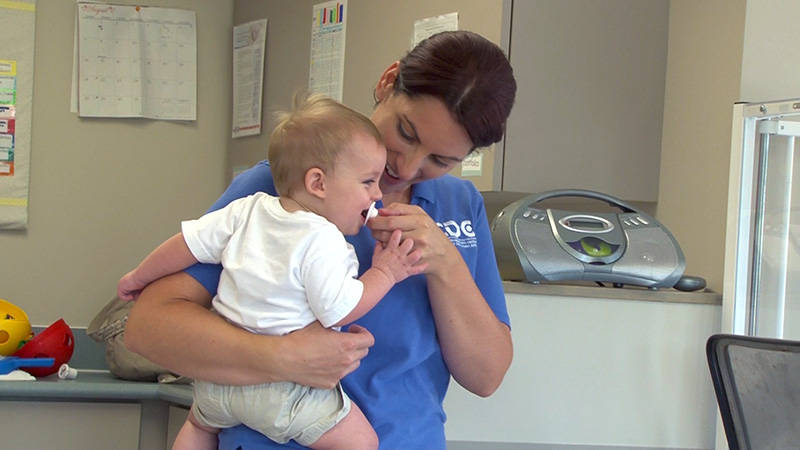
top-left (190, 380), bottom-right (351, 446)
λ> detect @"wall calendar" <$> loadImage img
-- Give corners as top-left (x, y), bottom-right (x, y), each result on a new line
top-left (76, 2), bottom-right (196, 120)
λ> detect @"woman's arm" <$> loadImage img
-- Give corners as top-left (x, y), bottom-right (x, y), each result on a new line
top-left (425, 250), bottom-right (513, 396)
top-left (125, 271), bottom-right (375, 388)
top-left (370, 204), bottom-right (513, 396)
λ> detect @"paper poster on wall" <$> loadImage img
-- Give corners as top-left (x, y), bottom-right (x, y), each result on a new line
top-left (232, 19), bottom-right (267, 139)
top-left (0, 0), bottom-right (34, 229)
top-left (74, 2), bottom-right (197, 120)
top-left (0, 133), bottom-right (13, 175)
top-left (0, 61), bottom-right (16, 105)
top-left (413, 12), bottom-right (458, 48)
top-left (460, 152), bottom-right (483, 177)
top-left (309, 1), bottom-right (346, 102)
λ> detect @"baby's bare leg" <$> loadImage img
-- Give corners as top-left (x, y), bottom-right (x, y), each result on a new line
top-left (309, 402), bottom-right (378, 450)
top-left (172, 408), bottom-right (221, 450)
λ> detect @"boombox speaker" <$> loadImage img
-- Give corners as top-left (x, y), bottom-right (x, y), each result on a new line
top-left (491, 189), bottom-right (686, 290)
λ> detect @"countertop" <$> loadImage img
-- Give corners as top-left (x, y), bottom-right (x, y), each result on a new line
top-left (502, 280), bottom-right (722, 305)
top-left (0, 369), bottom-right (193, 406)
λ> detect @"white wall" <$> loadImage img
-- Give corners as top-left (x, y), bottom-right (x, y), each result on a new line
top-left (740, 0), bottom-right (800, 101)
top-left (0, 402), bottom-right (141, 449)
top-left (444, 292), bottom-right (721, 449)
top-left (0, 402), bottom-right (189, 450)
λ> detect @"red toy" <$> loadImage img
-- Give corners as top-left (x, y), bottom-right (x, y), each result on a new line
top-left (14, 318), bottom-right (74, 377)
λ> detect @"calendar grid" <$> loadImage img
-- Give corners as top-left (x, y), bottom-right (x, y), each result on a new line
top-left (77, 3), bottom-right (196, 120)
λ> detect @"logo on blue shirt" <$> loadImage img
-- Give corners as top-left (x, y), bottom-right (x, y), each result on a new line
top-left (437, 219), bottom-right (477, 248)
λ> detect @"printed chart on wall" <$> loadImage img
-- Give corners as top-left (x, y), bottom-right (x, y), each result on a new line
top-left (73, 2), bottom-right (197, 120)
top-left (232, 19), bottom-right (267, 139)
top-left (0, 0), bottom-right (35, 230)
top-left (309, 1), bottom-right (346, 102)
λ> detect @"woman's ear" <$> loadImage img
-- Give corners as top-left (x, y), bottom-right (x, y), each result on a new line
top-left (305, 168), bottom-right (326, 199)
top-left (374, 61), bottom-right (400, 102)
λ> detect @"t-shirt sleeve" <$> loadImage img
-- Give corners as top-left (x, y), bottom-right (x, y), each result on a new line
top-left (184, 162), bottom-right (278, 295)
top-left (181, 197), bottom-right (249, 264)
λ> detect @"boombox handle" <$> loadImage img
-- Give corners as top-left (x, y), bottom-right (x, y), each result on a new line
top-left (524, 189), bottom-right (638, 214)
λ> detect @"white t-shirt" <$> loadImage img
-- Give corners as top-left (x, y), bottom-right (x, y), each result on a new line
top-left (182, 192), bottom-right (363, 336)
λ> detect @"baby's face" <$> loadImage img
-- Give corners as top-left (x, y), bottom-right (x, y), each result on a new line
top-left (321, 131), bottom-right (386, 235)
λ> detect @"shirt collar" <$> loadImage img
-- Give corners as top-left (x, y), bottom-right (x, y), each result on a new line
top-left (409, 178), bottom-right (436, 205)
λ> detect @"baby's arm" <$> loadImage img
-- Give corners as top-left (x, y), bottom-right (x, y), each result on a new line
top-left (332, 229), bottom-right (427, 326)
top-left (117, 232), bottom-right (199, 301)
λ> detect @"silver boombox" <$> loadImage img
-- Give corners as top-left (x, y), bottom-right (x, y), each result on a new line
top-left (491, 189), bottom-right (687, 290)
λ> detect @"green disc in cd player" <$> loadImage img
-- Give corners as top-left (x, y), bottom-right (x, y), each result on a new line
top-left (548, 209), bottom-right (625, 265)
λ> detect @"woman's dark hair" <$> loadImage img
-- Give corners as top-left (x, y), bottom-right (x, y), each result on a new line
top-left (394, 30), bottom-right (516, 149)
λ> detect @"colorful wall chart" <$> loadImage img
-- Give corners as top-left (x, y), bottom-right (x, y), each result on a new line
top-left (309, 1), bottom-right (346, 101)
top-left (0, 61), bottom-right (16, 177)
top-left (0, 0), bottom-right (35, 229)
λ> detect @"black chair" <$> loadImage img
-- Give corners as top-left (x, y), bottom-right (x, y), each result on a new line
top-left (706, 333), bottom-right (800, 450)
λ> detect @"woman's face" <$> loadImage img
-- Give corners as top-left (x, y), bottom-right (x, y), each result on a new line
top-left (370, 92), bottom-right (473, 199)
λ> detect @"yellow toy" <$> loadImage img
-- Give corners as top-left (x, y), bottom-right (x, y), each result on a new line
top-left (0, 298), bottom-right (33, 356)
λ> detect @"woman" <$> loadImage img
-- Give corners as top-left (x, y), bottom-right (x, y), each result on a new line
top-left (125, 30), bottom-right (516, 449)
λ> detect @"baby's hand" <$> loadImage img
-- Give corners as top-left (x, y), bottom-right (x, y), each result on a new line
top-left (371, 229), bottom-right (428, 285)
top-left (117, 270), bottom-right (145, 301)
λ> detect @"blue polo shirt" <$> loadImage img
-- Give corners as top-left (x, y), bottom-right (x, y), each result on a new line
top-left (185, 160), bottom-right (509, 449)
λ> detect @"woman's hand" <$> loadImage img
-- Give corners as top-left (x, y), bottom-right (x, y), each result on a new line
top-left (367, 203), bottom-right (513, 397)
top-left (282, 322), bottom-right (375, 389)
top-left (367, 203), bottom-right (458, 276)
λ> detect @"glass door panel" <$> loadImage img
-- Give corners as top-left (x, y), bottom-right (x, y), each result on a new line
top-left (725, 100), bottom-right (800, 340)
top-left (752, 122), bottom-right (800, 338)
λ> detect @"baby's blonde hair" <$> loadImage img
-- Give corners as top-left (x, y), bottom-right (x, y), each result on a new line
top-left (269, 93), bottom-right (383, 195)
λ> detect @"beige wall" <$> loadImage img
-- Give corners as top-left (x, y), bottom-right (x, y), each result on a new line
top-left (0, 0), bottom-right (233, 327)
top-left (0, 0), bottom-right (766, 330)
top-left (502, 0), bottom-right (669, 202)
top-left (229, 0), bottom-right (504, 189)
top-left (740, 0), bottom-right (800, 102)
top-left (0, 1), bottom-right (505, 327)
top-left (657, 0), bottom-right (748, 293)
top-left (649, 1), bottom-right (800, 294)
top-left (5, 0), bottom-right (791, 327)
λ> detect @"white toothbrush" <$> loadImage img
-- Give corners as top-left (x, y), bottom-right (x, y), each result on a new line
top-left (363, 202), bottom-right (378, 225)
